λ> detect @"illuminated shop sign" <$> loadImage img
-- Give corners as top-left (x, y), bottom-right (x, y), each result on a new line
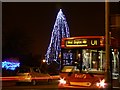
top-left (65, 39), bottom-right (100, 47)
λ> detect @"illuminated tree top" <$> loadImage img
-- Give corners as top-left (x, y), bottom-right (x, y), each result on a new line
top-left (45, 9), bottom-right (70, 64)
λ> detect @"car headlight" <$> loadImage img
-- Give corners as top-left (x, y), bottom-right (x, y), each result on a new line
top-left (96, 79), bottom-right (107, 88)
top-left (25, 77), bottom-right (31, 80)
top-left (25, 73), bottom-right (32, 80)
top-left (59, 78), bottom-right (66, 85)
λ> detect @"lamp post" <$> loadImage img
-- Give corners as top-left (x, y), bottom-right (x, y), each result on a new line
top-left (105, 0), bottom-right (112, 89)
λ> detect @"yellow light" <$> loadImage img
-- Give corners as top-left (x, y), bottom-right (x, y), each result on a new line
top-left (78, 54), bottom-right (80, 58)
top-left (25, 77), bottom-right (31, 80)
top-left (83, 40), bottom-right (87, 43)
top-left (42, 59), bottom-right (46, 63)
top-left (74, 62), bottom-right (78, 64)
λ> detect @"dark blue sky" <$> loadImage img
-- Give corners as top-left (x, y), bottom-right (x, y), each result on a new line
top-left (2, 2), bottom-right (119, 58)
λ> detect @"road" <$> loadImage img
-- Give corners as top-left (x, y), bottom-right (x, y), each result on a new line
top-left (1, 78), bottom-right (120, 90)
top-left (2, 80), bottom-right (59, 90)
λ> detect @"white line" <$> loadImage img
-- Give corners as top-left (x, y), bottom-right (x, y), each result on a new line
top-left (113, 87), bottom-right (120, 88)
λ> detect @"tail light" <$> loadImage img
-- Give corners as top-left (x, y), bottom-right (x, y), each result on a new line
top-left (100, 38), bottom-right (104, 46)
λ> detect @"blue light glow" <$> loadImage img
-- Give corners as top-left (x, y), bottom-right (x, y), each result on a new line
top-left (2, 61), bottom-right (20, 70)
top-left (45, 9), bottom-right (70, 64)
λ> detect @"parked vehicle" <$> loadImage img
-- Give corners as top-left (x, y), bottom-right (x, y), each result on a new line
top-left (16, 66), bottom-right (51, 85)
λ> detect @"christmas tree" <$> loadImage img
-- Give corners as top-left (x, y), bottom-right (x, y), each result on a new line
top-left (45, 9), bottom-right (70, 64)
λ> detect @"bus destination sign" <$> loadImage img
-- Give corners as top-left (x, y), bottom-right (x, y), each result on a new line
top-left (65, 39), bottom-right (100, 47)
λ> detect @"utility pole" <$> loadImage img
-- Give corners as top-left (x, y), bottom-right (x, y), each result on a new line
top-left (105, 0), bottom-right (112, 89)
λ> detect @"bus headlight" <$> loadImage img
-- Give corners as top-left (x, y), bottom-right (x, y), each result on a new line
top-left (96, 79), bottom-right (107, 88)
top-left (59, 78), bottom-right (66, 85)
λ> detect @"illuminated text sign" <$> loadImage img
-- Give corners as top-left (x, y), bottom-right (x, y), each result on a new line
top-left (65, 39), bottom-right (100, 47)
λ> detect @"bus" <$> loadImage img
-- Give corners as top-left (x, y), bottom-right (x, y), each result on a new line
top-left (58, 36), bottom-right (120, 88)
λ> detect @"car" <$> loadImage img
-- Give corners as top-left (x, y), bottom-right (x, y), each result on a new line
top-left (16, 66), bottom-right (52, 85)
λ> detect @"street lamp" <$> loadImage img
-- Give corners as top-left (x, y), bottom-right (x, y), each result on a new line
top-left (42, 59), bottom-right (46, 63)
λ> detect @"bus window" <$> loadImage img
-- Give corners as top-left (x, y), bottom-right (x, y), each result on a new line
top-left (61, 49), bottom-right (106, 73)
top-left (82, 49), bottom-right (90, 71)
top-left (112, 49), bottom-right (119, 73)
top-left (82, 49), bottom-right (105, 72)
top-left (62, 50), bottom-right (75, 65)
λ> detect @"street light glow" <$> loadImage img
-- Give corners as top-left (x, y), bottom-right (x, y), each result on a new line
top-left (42, 59), bottom-right (46, 63)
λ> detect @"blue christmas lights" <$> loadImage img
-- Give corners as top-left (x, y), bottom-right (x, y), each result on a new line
top-left (2, 61), bottom-right (20, 70)
top-left (45, 9), bottom-right (70, 64)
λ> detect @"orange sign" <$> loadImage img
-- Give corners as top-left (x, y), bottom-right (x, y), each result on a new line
top-left (74, 74), bottom-right (86, 79)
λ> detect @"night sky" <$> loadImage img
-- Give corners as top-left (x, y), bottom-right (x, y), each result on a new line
top-left (2, 2), bottom-right (119, 59)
